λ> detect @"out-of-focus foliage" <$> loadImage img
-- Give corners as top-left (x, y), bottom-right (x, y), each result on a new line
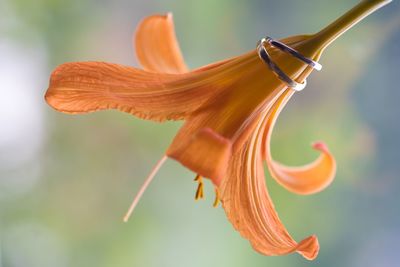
top-left (1, 0), bottom-right (399, 267)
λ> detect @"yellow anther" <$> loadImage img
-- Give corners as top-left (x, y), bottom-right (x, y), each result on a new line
top-left (213, 187), bottom-right (220, 208)
top-left (194, 175), bottom-right (220, 206)
top-left (194, 175), bottom-right (204, 200)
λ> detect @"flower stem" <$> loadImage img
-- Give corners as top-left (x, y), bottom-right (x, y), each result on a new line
top-left (312, 0), bottom-right (392, 51)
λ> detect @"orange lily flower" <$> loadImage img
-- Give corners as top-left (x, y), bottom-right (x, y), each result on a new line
top-left (45, 0), bottom-right (391, 260)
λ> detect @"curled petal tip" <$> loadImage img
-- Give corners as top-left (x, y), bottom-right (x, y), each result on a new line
top-left (264, 92), bottom-right (337, 195)
top-left (312, 141), bottom-right (329, 152)
top-left (135, 12), bottom-right (188, 73)
top-left (44, 91), bottom-right (57, 111)
top-left (296, 235), bottom-right (320, 260)
top-left (44, 89), bottom-right (52, 103)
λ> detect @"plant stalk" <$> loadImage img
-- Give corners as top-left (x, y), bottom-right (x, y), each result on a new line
top-left (312, 0), bottom-right (392, 51)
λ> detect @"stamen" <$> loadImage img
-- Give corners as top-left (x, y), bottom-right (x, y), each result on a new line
top-left (213, 187), bottom-right (220, 208)
top-left (123, 155), bottom-right (168, 222)
top-left (194, 175), bottom-right (204, 200)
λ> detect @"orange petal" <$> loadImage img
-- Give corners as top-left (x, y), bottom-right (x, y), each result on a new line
top-left (134, 13), bottom-right (188, 74)
top-left (165, 67), bottom-right (284, 185)
top-left (167, 127), bottom-right (232, 186)
top-left (46, 34), bottom-right (311, 123)
top-left (45, 61), bottom-right (234, 121)
top-left (263, 90), bottom-right (337, 195)
top-left (219, 96), bottom-right (319, 260)
top-left (167, 36), bottom-right (319, 185)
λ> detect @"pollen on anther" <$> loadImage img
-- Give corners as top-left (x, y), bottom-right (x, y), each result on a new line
top-left (213, 187), bottom-right (220, 208)
top-left (194, 175), bottom-right (204, 200)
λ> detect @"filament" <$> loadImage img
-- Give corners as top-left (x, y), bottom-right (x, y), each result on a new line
top-left (123, 155), bottom-right (168, 222)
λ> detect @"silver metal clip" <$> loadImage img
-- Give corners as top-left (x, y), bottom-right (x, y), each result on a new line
top-left (257, 36), bottom-right (322, 92)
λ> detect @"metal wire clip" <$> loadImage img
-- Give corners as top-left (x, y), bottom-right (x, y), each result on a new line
top-left (257, 36), bottom-right (322, 91)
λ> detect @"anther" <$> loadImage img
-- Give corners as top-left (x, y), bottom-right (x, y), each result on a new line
top-left (194, 175), bottom-right (204, 200)
top-left (213, 187), bottom-right (220, 208)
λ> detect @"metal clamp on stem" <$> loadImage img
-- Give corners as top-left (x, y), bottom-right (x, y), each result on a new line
top-left (257, 37), bottom-right (322, 92)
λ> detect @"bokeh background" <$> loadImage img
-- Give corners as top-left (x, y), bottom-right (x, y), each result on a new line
top-left (1, 0), bottom-right (400, 266)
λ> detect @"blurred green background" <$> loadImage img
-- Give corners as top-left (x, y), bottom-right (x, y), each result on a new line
top-left (1, 0), bottom-right (399, 266)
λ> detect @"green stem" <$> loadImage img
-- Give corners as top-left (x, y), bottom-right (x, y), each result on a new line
top-left (312, 0), bottom-right (392, 51)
